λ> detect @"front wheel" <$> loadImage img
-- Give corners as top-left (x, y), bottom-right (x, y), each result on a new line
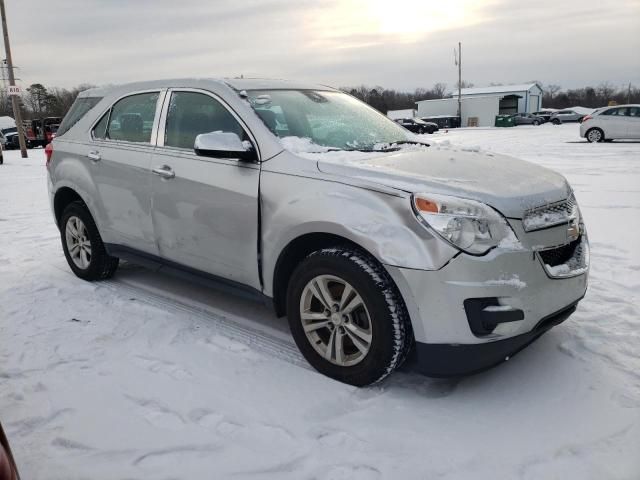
top-left (532, 120), bottom-right (540, 126)
top-left (60, 201), bottom-right (119, 280)
top-left (287, 247), bottom-right (413, 386)
top-left (586, 128), bottom-right (604, 143)
top-left (552, 119), bottom-right (561, 125)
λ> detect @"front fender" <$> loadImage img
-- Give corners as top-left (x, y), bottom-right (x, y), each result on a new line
top-left (260, 169), bottom-right (458, 296)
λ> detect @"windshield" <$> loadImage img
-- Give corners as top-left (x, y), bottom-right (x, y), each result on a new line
top-left (1, 127), bottom-right (16, 135)
top-left (245, 89), bottom-right (411, 151)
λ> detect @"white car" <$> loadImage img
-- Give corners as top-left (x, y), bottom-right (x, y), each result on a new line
top-left (580, 104), bottom-right (640, 142)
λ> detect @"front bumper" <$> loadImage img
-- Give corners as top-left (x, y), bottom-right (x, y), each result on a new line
top-left (386, 231), bottom-right (588, 376)
top-left (579, 123), bottom-right (588, 137)
top-left (404, 301), bottom-right (580, 377)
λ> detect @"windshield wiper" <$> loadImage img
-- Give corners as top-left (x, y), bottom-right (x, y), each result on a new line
top-left (387, 140), bottom-right (430, 148)
top-left (344, 140), bottom-right (430, 152)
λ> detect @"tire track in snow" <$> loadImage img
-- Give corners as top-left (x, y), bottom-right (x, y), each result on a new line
top-left (99, 279), bottom-right (309, 369)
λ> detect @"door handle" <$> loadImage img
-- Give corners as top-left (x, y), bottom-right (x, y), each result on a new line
top-left (152, 165), bottom-right (175, 179)
top-left (87, 150), bottom-right (101, 162)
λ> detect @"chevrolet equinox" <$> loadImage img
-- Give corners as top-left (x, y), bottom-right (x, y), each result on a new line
top-left (47, 78), bottom-right (589, 386)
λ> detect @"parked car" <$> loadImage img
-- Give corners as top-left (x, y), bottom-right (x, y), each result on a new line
top-left (580, 104), bottom-right (640, 142)
top-left (47, 79), bottom-right (589, 386)
top-left (23, 117), bottom-right (62, 148)
top-left (512, 113), bottom-right (545, 126)
top-left (1, 126), bottom-right (20, 149)
top-left (394, 117), bottom-right (439, 134)
top-left (420, 115), bottom-right (460, 129)
top-left (550, 110), bottom-right (585, 124)
top-left (532, 110), bottom-right (556, 122)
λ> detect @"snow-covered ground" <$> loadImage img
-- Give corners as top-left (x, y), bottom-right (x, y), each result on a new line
top-left (1, 124), bottom-right (639, 479)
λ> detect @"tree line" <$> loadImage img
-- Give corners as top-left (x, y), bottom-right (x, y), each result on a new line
top-left (1, 81), bottom-right (638, 121)
top-left (0, 83), bottom-right (94, 120)
top-left (344, 82), bottom-right (640, 113)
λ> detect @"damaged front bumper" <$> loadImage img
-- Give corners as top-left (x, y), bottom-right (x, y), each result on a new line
top-left (386, 231), bottom-right (589, 377)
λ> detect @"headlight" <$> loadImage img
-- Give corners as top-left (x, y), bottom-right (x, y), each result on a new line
top-left (412, 193), bottom-right (517, 255)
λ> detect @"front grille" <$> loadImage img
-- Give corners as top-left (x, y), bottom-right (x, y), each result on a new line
top-left (537, 234), bottom-right (589, 278)
top-left (523, 195), bottom-right (576, 232)
top-left (538, 238), bottom-right (580, 267)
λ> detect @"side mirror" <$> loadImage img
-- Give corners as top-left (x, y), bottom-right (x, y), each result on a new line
top-left (194, 132), bottom-right (257, 162)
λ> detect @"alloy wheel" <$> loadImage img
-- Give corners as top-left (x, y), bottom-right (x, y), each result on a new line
top-left (587, 129), bottom-right (602, 143)
top-left (65, 216), bottom-right (92, 269)
top-left (299, 274), bottom-right (372, 367)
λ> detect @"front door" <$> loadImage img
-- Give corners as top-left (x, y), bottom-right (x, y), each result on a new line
top-left (150, 89), bottom-right (261, 290)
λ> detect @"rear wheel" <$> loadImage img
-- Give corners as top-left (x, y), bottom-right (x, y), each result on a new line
top-left (586, 128), bottom-right (604, 143)
top-left (286, 247), bottom-right (413, 386)
top-left (60, 201), bottom-right (119, 280)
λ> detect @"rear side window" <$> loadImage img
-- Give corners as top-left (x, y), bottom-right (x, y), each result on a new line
top-left (56, 96), bottom-right (102, 137)
top-left (164, 91), bottom-right (247, 149)
top-left (107, 92), bottom-right (159, 143)
top-left (602, 108), bottom-right (627, 116)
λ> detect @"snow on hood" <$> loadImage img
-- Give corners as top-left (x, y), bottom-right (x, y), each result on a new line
top-left (314, 141), bottom-right (571, 219)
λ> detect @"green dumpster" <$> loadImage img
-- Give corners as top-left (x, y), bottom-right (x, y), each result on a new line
top-left (495, 115), bottom-right (515, 127)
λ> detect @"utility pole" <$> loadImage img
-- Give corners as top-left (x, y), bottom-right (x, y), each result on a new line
top-left (455, 42), bottom-right (462, 127)
top-left (628, 82), bottom-right (632, 105)
top-left (0, 0), bottom-right (27, 158)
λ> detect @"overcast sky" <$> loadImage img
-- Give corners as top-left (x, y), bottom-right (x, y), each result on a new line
top-left (4, 0), bottom-right (640, 93)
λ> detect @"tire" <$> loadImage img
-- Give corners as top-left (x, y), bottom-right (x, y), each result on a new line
top-left (552, 119), bottom-right (561, 125)
top-left (532, 120), bottom-right (540, 126)
top-left (286, 247), bottom-right (413, 386)
top-left (586, 128), bottom-right (604, 143)
top-left (60, 201), bottom-right (119, 281)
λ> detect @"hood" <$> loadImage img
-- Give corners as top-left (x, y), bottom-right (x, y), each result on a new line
top-left (316, 147), bottom-right (570, 218)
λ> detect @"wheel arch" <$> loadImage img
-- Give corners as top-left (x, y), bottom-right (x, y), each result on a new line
top-left (272, 232), bottom-right (377, 317)
top-left (54, 186), bottom-right (87, 227)
top-left (586, 127), bottom-right (605, 142)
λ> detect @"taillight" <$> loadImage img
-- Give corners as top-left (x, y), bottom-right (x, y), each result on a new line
top-left (582, 115), bottom-right (593, 122)
top-left (45, 143), bottom-right (53, 167)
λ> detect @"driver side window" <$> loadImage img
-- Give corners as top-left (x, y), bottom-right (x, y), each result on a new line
top-left (164, 91), bottom-right (247, 149)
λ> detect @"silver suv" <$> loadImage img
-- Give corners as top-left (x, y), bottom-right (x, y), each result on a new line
top-left (47, 78), bottom-right (589, 386)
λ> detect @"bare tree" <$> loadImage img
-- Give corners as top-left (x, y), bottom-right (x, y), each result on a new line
top-left (455, 80), bottom-right (474, 89)
top-left (431, 82), bottom-right (447, 98)
top-left (597, 82), bottom-right (615, 104)
top-left (546, 84), bottom-right (561, 98)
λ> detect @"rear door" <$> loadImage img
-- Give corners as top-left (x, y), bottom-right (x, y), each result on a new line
top-left (598, 107), bottom-right (628, 138)
top-left (626, 107), bottom-right (640, 139)
top-left (150, 89), bottom-right (261, 289)
top-left (89, 90), bottom-right (164, 254)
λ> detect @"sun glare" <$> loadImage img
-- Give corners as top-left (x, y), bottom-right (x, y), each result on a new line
top-left (371, 0), bottom-right (472, 38)
top-left (309, 0), bottom-right (485, 48)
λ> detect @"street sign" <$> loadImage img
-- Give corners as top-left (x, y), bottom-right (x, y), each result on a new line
top-left (7, 85), bottom-right (20, 95)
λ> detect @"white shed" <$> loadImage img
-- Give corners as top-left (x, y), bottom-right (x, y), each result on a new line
top-left (459, 83), bottom-right (543, 115)
top-left (415, 83), bottom-right (544, 127)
